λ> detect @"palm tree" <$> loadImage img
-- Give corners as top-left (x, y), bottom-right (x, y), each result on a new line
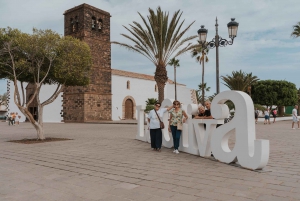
top-left (168, 58), bottom-right (180, 100)
top-left (220, 70), bottom-right (259, 92)
top-left (196, 82), bottom-right (210, 104)
top-left (112, 7), bottom-right (198, 102)
top-left (145, 98), bottom-right (158, 113)
top-left (291, 22), bottom-right (300, 38)
top-left (191, 41), bottom-right (209, 105)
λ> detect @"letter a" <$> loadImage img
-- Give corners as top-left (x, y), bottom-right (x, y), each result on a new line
top-left (210, 91), bottom-right (269, 170)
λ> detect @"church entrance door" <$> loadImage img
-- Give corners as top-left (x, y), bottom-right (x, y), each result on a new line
top-left (125, 99), bottom-right (133, 119)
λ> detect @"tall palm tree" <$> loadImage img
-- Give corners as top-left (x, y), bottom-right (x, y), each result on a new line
top-left (168, 58), bottom-right (180, 100)
top-left (191, 41), bottom-right (209, 105)
top-left (112, 7), bottom-right (198, 102)
top-left (220, 70), bottom-right (259, 92)
top-left (196, 82), bottom-right (210, 104)
top-left (291, 22), bottom-right (300, 38)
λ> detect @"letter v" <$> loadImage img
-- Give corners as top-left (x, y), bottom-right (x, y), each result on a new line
top-left (192, 119), bottom-right (221, 157)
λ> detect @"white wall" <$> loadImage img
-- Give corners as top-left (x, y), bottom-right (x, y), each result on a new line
top-left (111, 75), bottom-right (158, 120)
top-left (112, 75), bottom-right (195, 120)
top-left (39, 84), bottom-right (63, 122)
top-left (165, 83), bottom-right (195, 105)
top-left (8, 80), bottom-right (62, 123)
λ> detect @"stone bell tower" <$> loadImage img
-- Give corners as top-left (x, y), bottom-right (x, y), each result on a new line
top-left (63, 4), bottom-right (112, 122)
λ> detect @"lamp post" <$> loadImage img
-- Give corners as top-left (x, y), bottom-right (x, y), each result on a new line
top-left (197, 18), bottom-right (239, 94)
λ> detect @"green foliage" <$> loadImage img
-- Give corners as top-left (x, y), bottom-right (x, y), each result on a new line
top-left (196, 83), bottom-right (210, 104)
top-left (0, 27), bottom-right (92, 86)
top-left (112, 7), bottom-right (197, 65)
top-left (168, 58), bottom-right (180, 68)
top-left (252, 80), bottom-right (297, 106)
top-left (254, 104), bottom-right (267, 111)
top-left (145, 98), bottom-right (158, 113)
top-left (221, 70), bottom-right (259, 92)
top-left (291, 22), bottom-right (300, 38)
top-left (191, 41), bottom-right (209, 64)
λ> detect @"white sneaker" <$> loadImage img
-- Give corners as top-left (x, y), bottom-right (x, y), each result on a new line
top-left (173, 149), bottom-right (176, 153)
top-left (175, 150), bottom-right (179, 154)
top-left (292, 128), bottom-right (295, 129)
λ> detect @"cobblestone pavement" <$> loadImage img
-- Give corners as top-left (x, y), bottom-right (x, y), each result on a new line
top-left (0, 120), bottom-right (300, 201)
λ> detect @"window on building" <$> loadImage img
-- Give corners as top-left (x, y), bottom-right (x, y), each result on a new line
top-left (155, 85), bottom-right (157, 92)
top-left (98, 18), bottom-right (103, 31)
top-left (70, 18), bottom-right (75, 33)
top-left (75, 16), bottom-right (79, 32)
top-left (92, 17), bottom-right (96, 30)
top-left (127, 81), bottom-right (130, 89)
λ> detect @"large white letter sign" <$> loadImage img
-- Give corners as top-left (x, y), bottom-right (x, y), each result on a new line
top-left (211, 91), bottom-right (269, 170)
top-left (136, 105), bottom-right (150, 143)
top-left (135, 90), bottom-right (269, 170)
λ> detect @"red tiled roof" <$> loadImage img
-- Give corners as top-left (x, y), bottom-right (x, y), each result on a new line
top-left (111, 69), bottom-right (185, 86)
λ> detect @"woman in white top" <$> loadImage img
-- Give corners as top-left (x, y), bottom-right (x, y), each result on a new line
top-left (147, 103), bottom-right (173, 152)
top-left (15, 113), bottom-right (20, 125)
top-left (264, 108), bottom-right (270, 125)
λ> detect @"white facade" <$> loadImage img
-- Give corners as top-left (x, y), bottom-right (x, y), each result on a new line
top-left (7, 69), bottom-right (196, 122)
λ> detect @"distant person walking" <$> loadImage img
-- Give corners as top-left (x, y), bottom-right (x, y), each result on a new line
top-left (11, 112), bottom-right (16, 125)
top-left (15, 113), bottom-right (20, 126)
top-left (255, 108), bottom-right (259, 124)
top-left (292, 105), bottom-right (299, 129)
top-left (272, 108), bottom-right (277, 123)
top-left (264, 108), bottom-right (270, 125)
top-left (8, 113), bottom-right (13, 126)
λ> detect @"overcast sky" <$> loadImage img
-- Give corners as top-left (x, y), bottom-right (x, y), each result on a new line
top-left (1, 0), bottom-right (300, 96)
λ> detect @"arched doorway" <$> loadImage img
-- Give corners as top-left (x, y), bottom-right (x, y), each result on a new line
top-left (122, 96), bottom-right (136, 120)
top-left (125, 99), bottom-right (133, 119)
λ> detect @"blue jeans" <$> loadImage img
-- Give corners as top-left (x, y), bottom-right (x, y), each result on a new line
top-left (170, 125), bottom-right (181, 150)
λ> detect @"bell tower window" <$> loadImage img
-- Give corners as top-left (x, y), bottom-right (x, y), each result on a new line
top-left (92, 16), bottom-right (96, 30)
top-left (75, 16), bottom-right (79, 32)
top-left (98, 19), bottom-right (103, 31)
top-left (70, 18), bottom-right (75, 33)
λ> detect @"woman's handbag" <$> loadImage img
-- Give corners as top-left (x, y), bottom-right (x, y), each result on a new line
top-left (154, 110), bottom-right (165, 129)
top-left (177, 121), bottom-right (183, 130)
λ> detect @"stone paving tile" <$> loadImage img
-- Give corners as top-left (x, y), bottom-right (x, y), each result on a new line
top-left (1, 121), bottom-right (300, 200)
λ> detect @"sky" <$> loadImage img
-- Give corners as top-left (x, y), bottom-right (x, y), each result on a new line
top-left (1, 0), bottom-right (300, 97)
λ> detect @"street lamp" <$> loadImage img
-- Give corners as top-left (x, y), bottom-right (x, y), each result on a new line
top-left (197, 18), bottom-right (239, 94)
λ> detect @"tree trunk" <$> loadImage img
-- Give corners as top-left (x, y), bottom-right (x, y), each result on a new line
top-left (278, 105), bottom-right (284, 116)
top-left (202, 61), bottom-right (205, 106)
top-left (17, 106), bottom-right (45, 139)
top-left (174, 65), bottom-right (177, 100)
top-left (155, 65), bottom-right (168, 103)
top-left (37, 104), bottom-right (45, 139)
top-left (35, 122), bottom-right (45, 140)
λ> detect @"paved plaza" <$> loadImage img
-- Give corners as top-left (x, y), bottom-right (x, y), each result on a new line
top-left (0, 120), bottom-right (300, 201)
